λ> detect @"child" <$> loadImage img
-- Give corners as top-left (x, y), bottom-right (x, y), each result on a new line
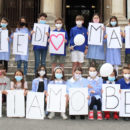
top-left (66, 67), bottom-right (88, 120)
top-left (117, 67), bottom-right (130, 121)
top-left (103, 69), bottom-right (119, 120)
top-left (86, 14), bottom-right (105, 68)
top-left (87, 65), bottom-right (103, 120)
top-left (70, 15), bottom-right (88, 74)
top-left (0, 64), bottom-right (10, 102)
top-left (124, 19), bottom-right (130, 69)
top-left (0, 17), bottom-right (12, 72)
top-left (32, 13), bottom-right (50, 73)
top-left (11, 70), bottom-right (28, 95)
top-left (104, 16), bottom-right (123, 75)
top-left (47, 66), bottom-right (68, 120)
top-left (12, 17), bottom-right (31, 77)
top-left (50, 17), bottom-right (68, 73)
top-left (32, 65), bottom-right (48, 93)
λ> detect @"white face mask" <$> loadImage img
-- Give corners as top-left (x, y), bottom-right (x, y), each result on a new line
top-left (55, 24), bottom-right (62, 29)
top-left (123, 74), bottom-right (130, 80)
top-left (76, 21), bottom-right (82, 27)
top-left (89, 71), bottom-right (97, 78)
top-left (38, 70), bottom-right (45, 76)
top-left (74, 73), bottom-right (81, 80)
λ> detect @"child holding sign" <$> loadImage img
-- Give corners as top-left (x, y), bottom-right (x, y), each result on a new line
top-left (87, 65), bottom-right (103, 120)
top-left (50, 17), bottom-right (68, 73)
top-left (103, 69), bottom-right (119, 120)
top-left (0, 17), bottom-right (11, 72)
top-left (11, 70), bottom-right (28, 95)
top-left (32, 65), bottom-right (48, 93)
top-left (12, 17), bottom-right (31, 77)
top-left (70, 15), bottom-right (88, 74)
top-left (0, 64), bottom-right (10, 102)
top-left (32, 13), bottom-right (50, 73)
top-left (104, 16), bottom-right (123, 75)
top-left (117, 67), bottom-right (130, 121)
top-left (86, 14), bottom-right (105, 69)
top-left (67, 67), bottom-right (88, 120)
top-left (47, 66), bottom-right (68, 120)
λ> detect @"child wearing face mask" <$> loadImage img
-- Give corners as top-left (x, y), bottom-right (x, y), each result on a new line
top-left (104, 16), bottom-right (123, 75)
top-left (86, 14), bottom-right (105, 68)
top-left (103, 69), bottom-right (119, 120)
top-left (66, 67), bottom-right (88, 120)
top-left (32, 13), bottom-right (50, 74)
top-left (50, 17), bottom-right (68, 73)
top-left (117, 67), bottom-right (130, 121)
top-left (11, 70), bottom-right (28, 95)
top-left (11, 17), bottom-right (31, 77)
top-left (87, 65), bottom-right (103, 120)
top-left (0, 17), bottom-right (12, 72)
top-left (32, 65), bottom-right (48, 93)
top-left (0, 64), bottom-right (10, 103)
top-left (70, 15), bottom-right (88, 74)
top-left (47, 66), bottom-right (68, 120)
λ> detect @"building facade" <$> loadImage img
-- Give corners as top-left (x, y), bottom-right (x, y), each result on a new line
top-left (0, 0), bottom-right (129, 30)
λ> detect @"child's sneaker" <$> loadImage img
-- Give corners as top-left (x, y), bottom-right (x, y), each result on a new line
top-left (104, 112), bottom-right (110, 120)
top-left (48, 112), bottom-right (55, 119)
top-left (61, 112), bottom-right (68, 120)
top-left (97, 111), bottom-right (103, 120)
top-left (88, 111), bottom-right (94, 120)
top-left (113, 112), bottom-right (119, 120)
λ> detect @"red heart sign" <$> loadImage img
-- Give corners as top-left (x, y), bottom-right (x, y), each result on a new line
top-left (50, 34), bottom-right (64, 51)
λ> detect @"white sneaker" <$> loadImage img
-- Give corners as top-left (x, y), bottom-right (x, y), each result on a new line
top-left (48, 112), bottom-right (55, 119)
top-left (61, 112), bottom-right (68, 120)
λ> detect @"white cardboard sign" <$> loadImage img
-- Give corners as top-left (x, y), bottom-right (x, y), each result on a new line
top-left (125, 26), bottom-right (130, 48)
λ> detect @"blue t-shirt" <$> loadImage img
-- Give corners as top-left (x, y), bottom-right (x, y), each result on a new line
top-left (117, 78), bottom-right (130, 89)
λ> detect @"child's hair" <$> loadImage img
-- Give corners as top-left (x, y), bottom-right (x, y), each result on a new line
top-left (12, 70), bottom-right (25, 89)
top-left (89, 64), bottom-right (97, 71)
top-left (107, 69), bottom-right (118, 81)
top-left (55, 17), bottom-right (64, 28)
top-left (74, 67), bottom-right (83, 73)
top-left (109, 16), bottom-right (118, 27)
top-left (122, 67), bottom-right (130, 72)
top-left (75, 15), bottom-right (84, 21)
top-left (51, 67), bottom-right (65, 81)
top-left (38, 12), bottom-right (47, 18)
top-left (36, 65), bottom-right (47, 78)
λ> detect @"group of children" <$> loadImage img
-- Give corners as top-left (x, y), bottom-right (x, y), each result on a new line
top-left (0, 62), bottom-right (130, 121)
top-left (0, 12), bottom-right (130, 120)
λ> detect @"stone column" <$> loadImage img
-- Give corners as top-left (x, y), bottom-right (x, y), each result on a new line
top-left (111, 0), bottom-right (126, 20)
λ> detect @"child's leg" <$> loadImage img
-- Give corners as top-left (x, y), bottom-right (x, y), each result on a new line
top-left (17, 60), bottom-right (22, 70)
top-left (96, 99), bottom-right (103, 120)
top-left (34, 50), bottom-right (40, 73)
top-left (41, 49), bottom-right (47, 66)
top-left (4, 60), bottom-right (8, 72)
top-left (72, 62), bottom-right (78, 74)
top-left (51, 55), bottom-right (57, 73)
top-left (89, 96), bottom-right (96, 110)
top-left (23, 61), bottom-right (28, 76)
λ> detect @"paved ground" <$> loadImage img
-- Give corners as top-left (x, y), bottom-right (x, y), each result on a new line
top-left (0, 116), bottom-right (130, 130)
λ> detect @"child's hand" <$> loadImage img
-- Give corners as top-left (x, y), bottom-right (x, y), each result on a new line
top-left (31, 30), bottom-right (35, 35)
top-left (87, 96), bottom-right (90, 100)
top-left (11, 35), bottom-right (14, 39)
top-left (7, 37), bottom-right (9, 41)
top-left (101, 89), bottom-right (103, 93)
top-left (2, 90), bottom-right (8, 95)
top-left (91, 90), bottom-right (95, 94)
top-left (120, 32), bottom-right (123, 37)
top-left (70, 46), bottom-right (74, 50)
top-left (48, 39), bottom-right (50, 43)
top-left (46, 93), bottom-right (49, 97)
top-left (28, 36), bottom-right (31, 40)
top-left (84, 48), bottom-right (88, 55)
top-left (119, 89), bottom-right (121, 93)
top-left (102, 27), bottom-right (105, 31)
top-left (104, 34), bottom-right (107, 39)
top-left (24, 90), bottom-right (28, 96)
top-left (64, 39), bottom-right (67, 43)
top-left (46, 32), bottom-right (49, 37)
top-left (88, 85), bottom-right (93, 89)
top-left (87, 32), bottom-right (88, 35)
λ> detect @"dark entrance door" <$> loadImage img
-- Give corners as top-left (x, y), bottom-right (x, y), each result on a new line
top-left (63, 0), bottom-right (104, 33)
top-left (1, 0), bottom-right (40, 28)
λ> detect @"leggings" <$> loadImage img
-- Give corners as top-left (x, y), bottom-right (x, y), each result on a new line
top-left (89, 96), bottom-right (101, 111)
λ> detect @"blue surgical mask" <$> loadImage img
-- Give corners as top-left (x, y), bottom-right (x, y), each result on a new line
top-left (1, 23), bottom-right (7, 28)
top-left (108, 76), bottom-right (115, 82)
top-left (39, 20), bottom-right (46, 24)
top-left (55, 73), bottom-right (63, 79)
top-left (15, 76), bottom-right (23, 81)
top-left (110, 21), bottom-right (117, 27)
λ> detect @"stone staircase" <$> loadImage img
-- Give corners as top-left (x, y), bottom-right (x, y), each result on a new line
top-left (6, 19), bottom-right (128, 90)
